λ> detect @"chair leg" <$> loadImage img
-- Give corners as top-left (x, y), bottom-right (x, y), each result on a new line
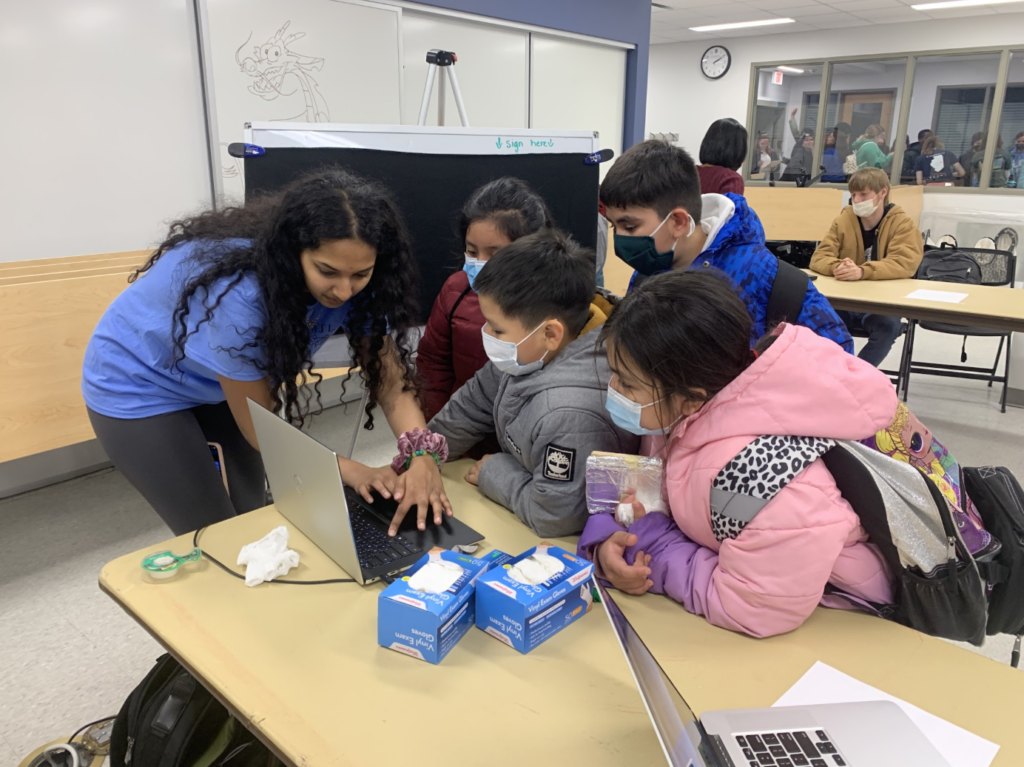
top-left (1001, 334), bottom-right (1012, 414)
top-left (345, 387), bottom-right (370, 459)
top-left (900, 321), bottom-right (916, 402)
top-left (894, 322), bottom-right (910, 396)
top-left (989, 335), bottom-right (1005, 388)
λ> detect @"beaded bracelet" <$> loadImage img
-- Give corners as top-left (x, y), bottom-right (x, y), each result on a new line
top-left (391, 428), bottom-right (449, 475)
top-left (404, 449), bottom-right (441, 470)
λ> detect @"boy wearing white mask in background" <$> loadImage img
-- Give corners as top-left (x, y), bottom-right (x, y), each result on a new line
top-left (810, 168), bottom-right (924, 367)
top-left (428, 229), bottom-right (639, 537)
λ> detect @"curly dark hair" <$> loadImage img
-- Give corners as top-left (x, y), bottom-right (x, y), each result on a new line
top-left (131, 167), bottom-right (419, 429)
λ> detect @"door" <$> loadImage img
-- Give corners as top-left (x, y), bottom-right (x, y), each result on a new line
top-left (839, 90), bottom-right (896, 139)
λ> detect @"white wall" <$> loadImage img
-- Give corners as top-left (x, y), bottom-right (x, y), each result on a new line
top-left (2, 0), bottom-right (211, 262)
top-left (530, 35), bottom-right (627, 175)
top-left (647, 14), bottom-right (1024, 159)
top-left (4, 3), bottom-right (631, 263)
top-left (400, 11), bottom-right (530, 129)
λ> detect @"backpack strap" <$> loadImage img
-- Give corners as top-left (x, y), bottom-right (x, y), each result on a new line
top-left (767, 259), bottom-right (810, 327)
top-left (710, 435), bottom-right (835, 542)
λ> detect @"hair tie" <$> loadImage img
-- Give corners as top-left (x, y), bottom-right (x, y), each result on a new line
top-left (751, 348), bottom-right (760, 360)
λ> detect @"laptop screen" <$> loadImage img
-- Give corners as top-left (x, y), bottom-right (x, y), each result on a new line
top-left (597, 581), bottom-right (713, 767)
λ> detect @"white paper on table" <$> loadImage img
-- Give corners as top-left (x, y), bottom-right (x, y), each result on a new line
top-left (773, 662), bottom-right (998, 767)
top-left (906, 288), bottom-right (968, 303)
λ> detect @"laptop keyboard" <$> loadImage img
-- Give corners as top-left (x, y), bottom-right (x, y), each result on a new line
top-left (344, 487), bottom-right (423, 571)
top-left (736, 730), bottom-right (846, 767)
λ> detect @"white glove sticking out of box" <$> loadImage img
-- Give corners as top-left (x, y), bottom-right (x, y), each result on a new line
top-left (237, 526), bottom-right (300, 587)
top-left (407, 551), bottom-right (465, 594)
top-left (507, 545), bottom-right (566, 586)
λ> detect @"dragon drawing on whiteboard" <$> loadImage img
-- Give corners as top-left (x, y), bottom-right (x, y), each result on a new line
top-left (221, 21), bottom-right (330, 181)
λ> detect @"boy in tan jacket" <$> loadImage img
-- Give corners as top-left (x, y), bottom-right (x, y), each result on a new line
top-left (810, 168), bottom-right (924, 366)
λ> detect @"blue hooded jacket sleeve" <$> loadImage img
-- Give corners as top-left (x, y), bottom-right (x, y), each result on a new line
top-left (628, 194), bottom-right (852, 354)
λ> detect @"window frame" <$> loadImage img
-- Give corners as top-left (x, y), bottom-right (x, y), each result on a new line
top-left (744, 47), bottom-right (1018, 195)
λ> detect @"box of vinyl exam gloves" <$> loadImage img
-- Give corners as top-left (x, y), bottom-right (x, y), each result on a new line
top-left (378, 547), bottom-right (512, 664)
top-left (475, 543), bottom-right (595, 654)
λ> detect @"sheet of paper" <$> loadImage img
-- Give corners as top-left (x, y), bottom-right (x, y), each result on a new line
top-left (774, 662), bottom-right (999, 767)
top-left (906, 288), bottom-right (968, 303)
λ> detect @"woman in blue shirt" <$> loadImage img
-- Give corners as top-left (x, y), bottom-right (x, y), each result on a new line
top-left (83, 168), bottom-right (450, 535)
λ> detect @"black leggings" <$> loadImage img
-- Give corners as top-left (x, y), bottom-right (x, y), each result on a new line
top-left (88, 402), bottom-right (266, 536)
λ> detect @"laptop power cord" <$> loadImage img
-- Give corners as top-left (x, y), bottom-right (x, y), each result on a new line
top-left (193, 527), bottom-right (355, 585)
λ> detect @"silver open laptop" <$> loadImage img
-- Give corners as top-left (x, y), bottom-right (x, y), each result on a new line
top-left (597, 581), bottom-right (951, 767)
top-left (247, 399), bottom-right (483, 584)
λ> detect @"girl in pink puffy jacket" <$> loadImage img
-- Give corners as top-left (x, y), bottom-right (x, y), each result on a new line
top-left (579, 269), bottom-right (896, 638)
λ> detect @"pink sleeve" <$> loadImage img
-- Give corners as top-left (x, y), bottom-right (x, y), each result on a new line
top-left (687, 473), bottom-right (856, 638)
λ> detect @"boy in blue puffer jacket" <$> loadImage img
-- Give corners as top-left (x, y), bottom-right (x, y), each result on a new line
top-left (601, 140), bottom-right (853, 353)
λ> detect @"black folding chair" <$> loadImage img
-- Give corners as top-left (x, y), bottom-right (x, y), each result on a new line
top-left (901, 247), bottom-right (1017, 412)
top-left (847, 322), bottom-right (909, 391)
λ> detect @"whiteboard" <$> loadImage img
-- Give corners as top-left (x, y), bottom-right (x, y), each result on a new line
top-left (2, 0), bottom-right (211, 262)
top-left (530, 35), bottom-right (627, 178)
top-left (201, 0), bottom-right (403, 201)
top-left (399, 11), bottom-right (529, 129)
top-left (247, 123), bottom-right (599, 155)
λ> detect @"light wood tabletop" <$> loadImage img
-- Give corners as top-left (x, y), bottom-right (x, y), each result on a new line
top-left (616, 589), bottom-right (1023, 765)
top-left (809, 272), bottom-right (1024, 333)
top-left (99, 458), bottom-right (1024, 766)
top-left (99, 459), bottom-right (663, 767)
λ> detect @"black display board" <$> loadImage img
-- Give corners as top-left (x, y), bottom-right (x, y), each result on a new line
top-left (244, 147), bottom-right (599, 322)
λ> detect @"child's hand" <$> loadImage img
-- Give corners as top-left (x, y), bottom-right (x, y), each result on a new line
top-left (464, 454), bottom-right (493, 487)
top-left (597, 532), bottom-right (653, 596)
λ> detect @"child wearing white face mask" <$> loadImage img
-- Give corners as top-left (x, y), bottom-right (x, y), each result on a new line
top-left (809, 168), bottom-right (924, 367)
top-left (428, 229), bottom-right (640, 537)
top-left (417, 178), bottom-right (553, 431)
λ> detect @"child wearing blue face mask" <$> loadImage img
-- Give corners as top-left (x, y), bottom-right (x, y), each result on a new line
top-left (579, 269), bottom-right (897, 639)
top-left (428, 229), bottom-right (639, 537)
top-left (417, 178), bottom-right (553, 428)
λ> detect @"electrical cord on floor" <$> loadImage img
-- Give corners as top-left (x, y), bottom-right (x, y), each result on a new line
top-left (66, 716), bottom-right (116, 745)
top-left (193, 527), bottom-right (355, 585)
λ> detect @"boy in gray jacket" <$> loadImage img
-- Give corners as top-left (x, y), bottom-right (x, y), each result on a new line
top-left (429, 229), bottom-right (640, 537)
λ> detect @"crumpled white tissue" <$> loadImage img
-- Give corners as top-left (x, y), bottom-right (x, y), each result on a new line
top-left (508, 552), bottom-right (565, 585)
top-left (237, 526), bottom-right (300, 587)
top-left (408, 559), bottom-right (464, 594)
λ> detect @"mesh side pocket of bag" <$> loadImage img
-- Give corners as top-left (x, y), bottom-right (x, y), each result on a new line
top-left (895, 563), bottom-right (987, 645)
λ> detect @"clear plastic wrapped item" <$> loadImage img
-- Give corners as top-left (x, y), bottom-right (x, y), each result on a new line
top-left (585, 451), bottom-right (667, 525)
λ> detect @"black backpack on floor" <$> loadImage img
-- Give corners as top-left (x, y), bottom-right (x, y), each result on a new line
top-left (111, 654), bottom-right (280, 767)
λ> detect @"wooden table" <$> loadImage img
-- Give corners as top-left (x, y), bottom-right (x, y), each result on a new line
top-left (100, 460), bottom-right (1024, 766)
top-left (616, 590), bottom-right (1023, 765)
top-left (100, 460), bottom-right (663, 767)
top-left (810, 272), bottom-right (1024, 333)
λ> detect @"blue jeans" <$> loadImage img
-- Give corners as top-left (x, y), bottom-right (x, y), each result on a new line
top-left (836, 311), bottom-right (902, 368)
